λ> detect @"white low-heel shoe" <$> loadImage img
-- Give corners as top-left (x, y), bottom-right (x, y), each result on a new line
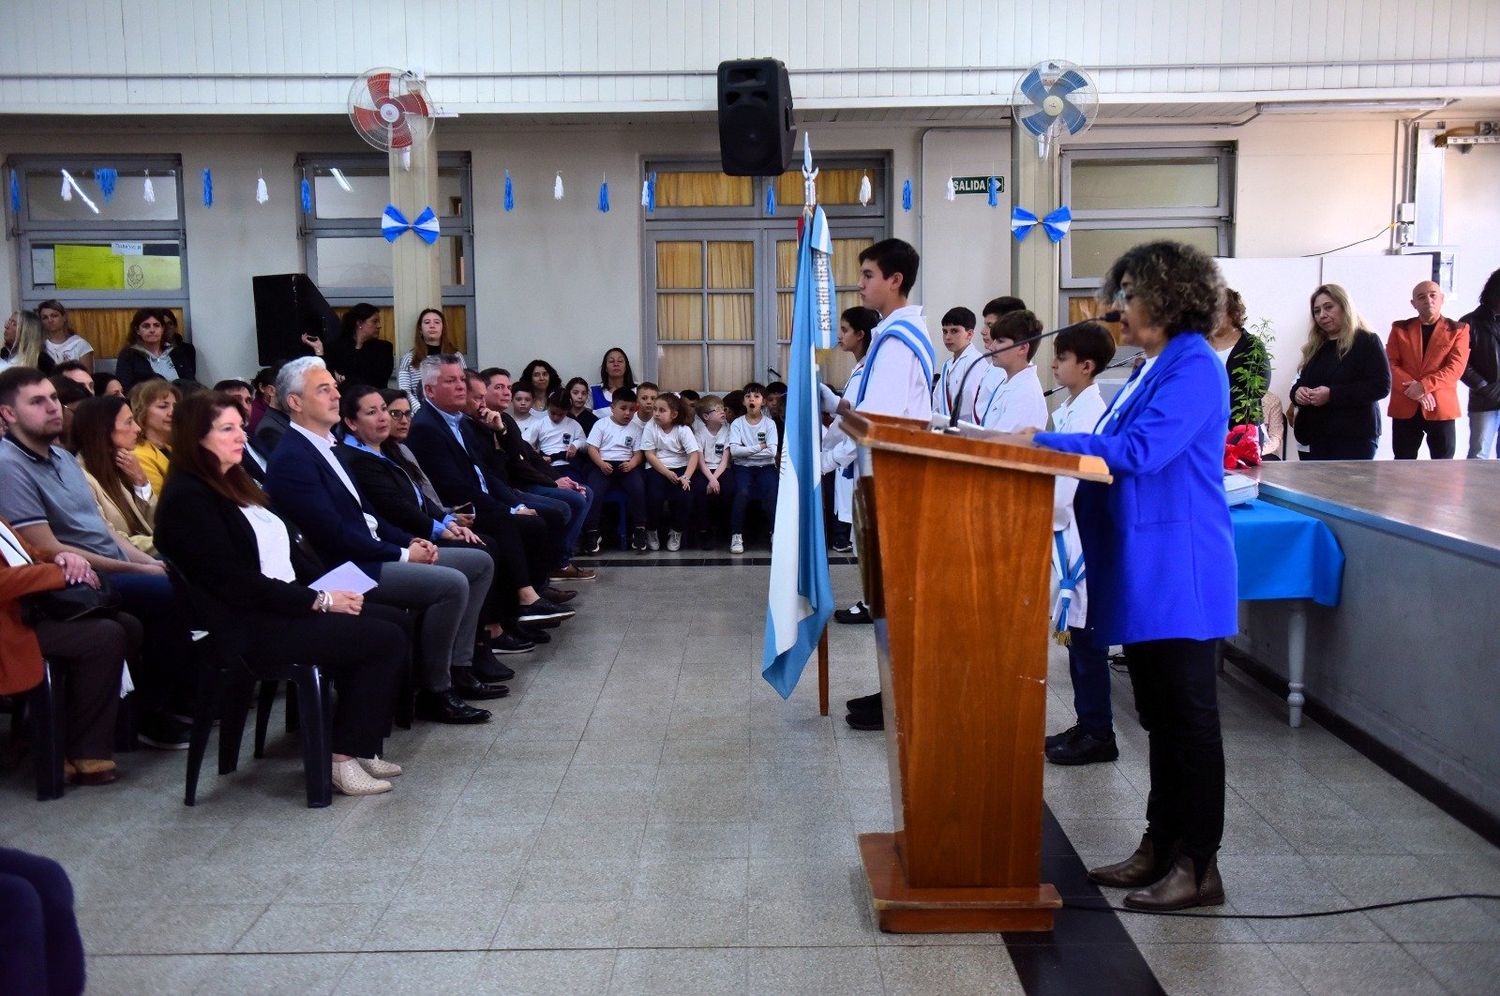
top-left (332, 758), bottom-right (393, 796)
top-left (358, 756), bottom-right (402, 778)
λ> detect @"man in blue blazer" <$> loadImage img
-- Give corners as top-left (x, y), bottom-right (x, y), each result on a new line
top-left (264, 357), bottom-right (501, 724)
top-left (1027, 241), bottom-right (1237, 914)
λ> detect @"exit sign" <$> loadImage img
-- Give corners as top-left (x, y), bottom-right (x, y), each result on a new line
top-left (952, 175), bottom-right (1005, 195)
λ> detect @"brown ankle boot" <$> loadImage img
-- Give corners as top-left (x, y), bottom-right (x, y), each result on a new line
top-left (1123, 854), bottom-right (1226, 911)
top-left (1088, 834), bottom-right (1167, 888)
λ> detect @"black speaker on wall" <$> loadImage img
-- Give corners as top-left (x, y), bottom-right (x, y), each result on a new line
top-left (717, 58), bottom-right (795, 176)
top-left (251, 273), bottom-right (341, 366)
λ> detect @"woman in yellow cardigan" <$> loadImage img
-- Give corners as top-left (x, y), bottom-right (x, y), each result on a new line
top-left (128, 379), bottom-right (180, 495)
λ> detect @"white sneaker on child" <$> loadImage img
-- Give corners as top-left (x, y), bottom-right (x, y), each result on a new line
top-left (667, 530), bottom-right (682, 552)
top-left (730, 534), bottom-right (744, 554)
top-left (647, 531), bottom-right (661, 551)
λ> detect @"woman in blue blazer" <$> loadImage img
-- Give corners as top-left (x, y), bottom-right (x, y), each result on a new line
top-left (1025, 241), bottom-right (1236, 913)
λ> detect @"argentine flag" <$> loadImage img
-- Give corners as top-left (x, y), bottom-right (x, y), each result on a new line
top-left (762, 206), bottom-right (836, 699)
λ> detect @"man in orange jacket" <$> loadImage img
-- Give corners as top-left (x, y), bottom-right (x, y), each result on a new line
top-left (1386, 280), bottom-right (1470, 459)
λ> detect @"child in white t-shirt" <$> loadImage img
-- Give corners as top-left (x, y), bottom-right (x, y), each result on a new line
top-left (534, 391), bottom-right (586, 473)
top-left (510, 384), bottom-right (544, 446)
top-left (976, 310), bottom-right (1049, 433)
top-left (582, 388), bottom-right (648, 552)
top-left (693, 395), bottom-right (733, 548)
top-left (642, 392), bottom-right (704, 552)
top-left (725, 382), bottom-right (779, 555)
top-left (1043, 321), bottom-right (1119, 767)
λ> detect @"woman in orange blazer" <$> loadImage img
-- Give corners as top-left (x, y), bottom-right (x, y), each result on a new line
top-left (0, 514), bottom-right (134, 785)
top-left (1386, 281), bottom-right (1470, 459)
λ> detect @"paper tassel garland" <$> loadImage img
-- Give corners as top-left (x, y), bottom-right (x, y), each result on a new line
top-left (202, 168), bottom-right (213, 207)
top-left (765, 184), bottom-right (777, 216)
top-left (300, 178), bottom-right (311, 213)
top-left (858, 174), bottom-right (872, 206)
top-left (96, 168), bottom-right (117, 202)
top-left (504, 170), bottom-right (514, 212)
top-left (598, 177), bottom-right (610, 214)
top-left (255, 173), bottom-right (269, 205)
top-left (641, 172), bottom-right (656, 213)
top-left (987, 175), bottom-right (998, 208)
top-left (60, 173), bottom-right (71, 202)
top-left (945, 177), bottom-right (956, 201)
top-left (902, 179), bottom-right (912, 212)
top-left (554, 173), bottom-right (564, 200)
top-left (8, 170), bottom-right (18, 214)
top-left (143, 172), bottom-right (156, 204)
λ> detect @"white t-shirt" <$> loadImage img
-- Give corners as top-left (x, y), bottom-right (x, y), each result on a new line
top-left (630, 415), bottom-right (653, 449)
top-left (642, 422), bottom-right (701, 469)
top-left (728, 414), bottom-right (778, 467)
top-left (45, 335), bottom-right (94, 364)
top-left (586, 417), bottom-right (640, 462)
top-left (695, 422), bottom-right (731, 469)
top-left (978, 365), bottom-right (1049, 433)
top-left (513, 410), bottom-right (543, 446)
top-left (855, 304), bottom-right (934, 420)
top-left (533, 415), bottom-right (584, 461)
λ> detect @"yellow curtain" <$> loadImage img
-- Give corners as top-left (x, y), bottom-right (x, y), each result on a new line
top-left (657, 294), bottom-right (703, 341)
top-left (708, 345), bottom-right (753, 392)
top-left (709, 293), bottom-right (753, 341)
top-left (707, 242), bottom-right (753, 289)
top-left (656, 344), bottom-right (702, 390)
top-left (655, 172), bottom-right (753, 208)
top-left (656, 242), bottom-right (703, 289)
top-left (775, 168), bottom-right (872, 207)
top-left (69, 307), bottom-right (183, 359)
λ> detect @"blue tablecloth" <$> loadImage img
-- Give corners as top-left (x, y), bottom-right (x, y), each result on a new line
top-left (1230, 499), bottom-right (1345, 607)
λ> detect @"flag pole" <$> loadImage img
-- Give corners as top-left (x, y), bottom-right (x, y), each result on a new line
top-left (817, 625), bottom-right (829, 716)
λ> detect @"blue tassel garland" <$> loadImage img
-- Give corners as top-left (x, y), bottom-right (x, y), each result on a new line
top-left (202, 168), bottom-right (213, 207)
top-left (504, 170), bottom-right (514, 212)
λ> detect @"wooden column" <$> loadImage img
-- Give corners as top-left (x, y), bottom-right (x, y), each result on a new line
top-left (1010, 132), bottom-right (1060, 387)
top-left (389, 126), bottom-right (441, 351)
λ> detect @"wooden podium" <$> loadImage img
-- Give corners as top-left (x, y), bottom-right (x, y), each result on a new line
top-left (842, 412), bottom-right (1111, 933)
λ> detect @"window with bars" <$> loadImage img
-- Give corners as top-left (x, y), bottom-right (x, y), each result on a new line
top-left (1058, 145), bottom-right (1235, 327)
top-left (297, 152), bottom-right (476, 359)
top-left (5, 155), bottom-right (188, 360)
top-left (643, 159), bottom-right (887, 394)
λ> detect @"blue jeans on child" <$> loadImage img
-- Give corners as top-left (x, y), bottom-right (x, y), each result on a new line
top-left (1067, 625), bottom-right (1114, 738)
top-left (583, 463), bottom-right (645, 532)
top-left (522, 483), bottom-right (593, 562)
top-left (0, 848), bottom-right (85, 996)
top-left (730, 464), bottom-right (778, 534)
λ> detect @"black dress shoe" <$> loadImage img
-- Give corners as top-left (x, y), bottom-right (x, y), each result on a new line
top-left (845, 711), bottom-right (884, 731)
top-left (471, 654), bottom-right (516, 683)
top-left (510, 622), bottom-right (550, 645)
top-left (1124, 855), bottom-right (1225, 911)
top-left (414, 689), bottom-right (494, 724)
top-left (1046, 731), bottom-right (1119, 766)
top-left (517, 598), bottom-right (576, 625)
top-left (834, 601), bottom-right (874, 625)
top-left (846, 691), bottom-right (881, 715)
top-left (1045, 724), bottom-right (1081, 750)
top-left (541, 587), bottom-right (577, 603)
top-left (490, 631), bottom-right (536, 654)
top-left (447, 670), bottom-right (510, 701)
top-left (1089, 834), bottom-right (1171, 888)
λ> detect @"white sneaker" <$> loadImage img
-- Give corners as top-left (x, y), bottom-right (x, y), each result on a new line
top-left (332, 758), bottom-right (392, 796)
top-left (667, 530), bottom-right (682, 552)
top-left (358, 756), bottom-right (402, 778)
top-left (647, 531), bottom-right (661, 551)
top-left (730, 534), bottom-right (744, 554)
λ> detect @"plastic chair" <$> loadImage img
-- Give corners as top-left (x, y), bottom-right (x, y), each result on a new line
top-left (25, 661), bottom-right (66, 801)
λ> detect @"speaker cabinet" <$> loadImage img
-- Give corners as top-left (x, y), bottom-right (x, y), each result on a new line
top-left (251, 273), bottom-right (341, 366)
top-left (717, 58), bottom-right (795, 177)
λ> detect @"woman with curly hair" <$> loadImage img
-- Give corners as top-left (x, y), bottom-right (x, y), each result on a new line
top-left (1023, 240), bottom-right (1236, 913)
top-left (520, 359), bottom-right (562, 408)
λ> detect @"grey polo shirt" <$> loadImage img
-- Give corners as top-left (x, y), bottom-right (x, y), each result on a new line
top-left (0, 436), bottom-right (127, 559)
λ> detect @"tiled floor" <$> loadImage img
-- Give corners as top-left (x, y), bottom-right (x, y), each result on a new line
top-left (3, 562), bottom-right (1498, 994)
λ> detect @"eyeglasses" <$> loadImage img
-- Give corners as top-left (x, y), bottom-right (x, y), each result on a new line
top-left (388, 410), bottom-right (412, 420)
top-left (1112, 290), bottom-right (1136, 305)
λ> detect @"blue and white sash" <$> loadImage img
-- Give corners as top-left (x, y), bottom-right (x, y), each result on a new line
top-left (1052, 529), bottom-right (1086, 636)
top-left (855, 319), bottom-right (936, 407)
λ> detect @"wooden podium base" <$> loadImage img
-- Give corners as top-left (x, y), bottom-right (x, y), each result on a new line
top-left (859, 834), bottom-right (1062, 933)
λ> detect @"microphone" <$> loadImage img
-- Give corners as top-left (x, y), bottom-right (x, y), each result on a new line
top-left (948, 312), bottom-right (1120, 428)
top-left (1044, 355), bottom-right (1137, 397)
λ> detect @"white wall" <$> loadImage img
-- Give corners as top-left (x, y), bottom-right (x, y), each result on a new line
top-left (2, 0), bottom-right (1496, 114)
top-left (1445, 141), bottom-right (1500, 316)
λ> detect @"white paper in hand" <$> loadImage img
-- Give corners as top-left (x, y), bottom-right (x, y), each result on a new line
top-left (311, 562), bottom-right (378, 595)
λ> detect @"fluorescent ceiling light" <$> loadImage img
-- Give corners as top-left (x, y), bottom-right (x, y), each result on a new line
top-left (329, 167), bottom-right (353, 192)
top-left (1257, 99), bottom-right (1450, 114)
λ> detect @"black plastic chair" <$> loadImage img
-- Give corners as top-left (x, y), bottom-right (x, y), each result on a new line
top-left (165, 564), bottom-right (334, 809)
top-left (25, 661), bottom-right (66, 801)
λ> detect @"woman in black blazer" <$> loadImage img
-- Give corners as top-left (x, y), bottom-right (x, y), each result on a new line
top-left (325, 303), bottom-right (395, 389)
top-left (154, 392), bottom-right (406, 797)
top-left (337, 385), bottom-right (538, 655)
top-left (114, 308), bottom-right (198, 392)
top-left (1288, 284), bottom-right (1392, 460)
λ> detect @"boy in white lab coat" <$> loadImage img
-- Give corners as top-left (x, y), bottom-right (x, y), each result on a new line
top-left (932, 306), bottom-right (985, 424)
top-left (976, 309), bottom-right (1050, 433)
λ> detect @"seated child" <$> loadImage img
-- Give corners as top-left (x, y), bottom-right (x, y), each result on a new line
top-left (976, 309), bottom-right (1049, 433)
top-left (534, 389), bottom-right (586, 472)
top-left (641, 392), bottom-right (704, 552)
top-left (693, 395), bottom-right (733, 548)
top-left (1043, 321), bottom-right (1120, 767)
top-left (582, 388), bottom-right (648, 552)
top-left (722, 389), bottom-right (746, 422)
top-left (510, 384), bottom-right (543, 446)
top-left (726, 382), bottom-right (779, 555)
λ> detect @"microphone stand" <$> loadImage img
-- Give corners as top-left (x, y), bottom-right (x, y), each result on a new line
top-left (947, 312), bottom-right (1120, 429)
top-left (1043, 355), bottom-right (1138, 397)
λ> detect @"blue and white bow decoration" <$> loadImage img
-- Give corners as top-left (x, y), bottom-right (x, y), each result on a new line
top-left (1011, 205), bottom-right (1072, 243)
top-left (381, 204), bottom-right (440, 244)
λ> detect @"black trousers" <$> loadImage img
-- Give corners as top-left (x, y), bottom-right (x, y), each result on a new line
top-left (645, 468), bottom-right (705, 533)
top-left (252, 614), bottom-right (404, 758)
top-left (0, 849), bottom-right (84, 996)
top-left (1392, 415), bottom-right (1456, 459)
top-left (1304, 436), bottom-right (1377, 461)
top-left (474, 506), bottom-right (551, 592)
top-left (1124, 638), bottom-right (1225, 864)
top-left (33, 613), bottom-right (140, 760)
